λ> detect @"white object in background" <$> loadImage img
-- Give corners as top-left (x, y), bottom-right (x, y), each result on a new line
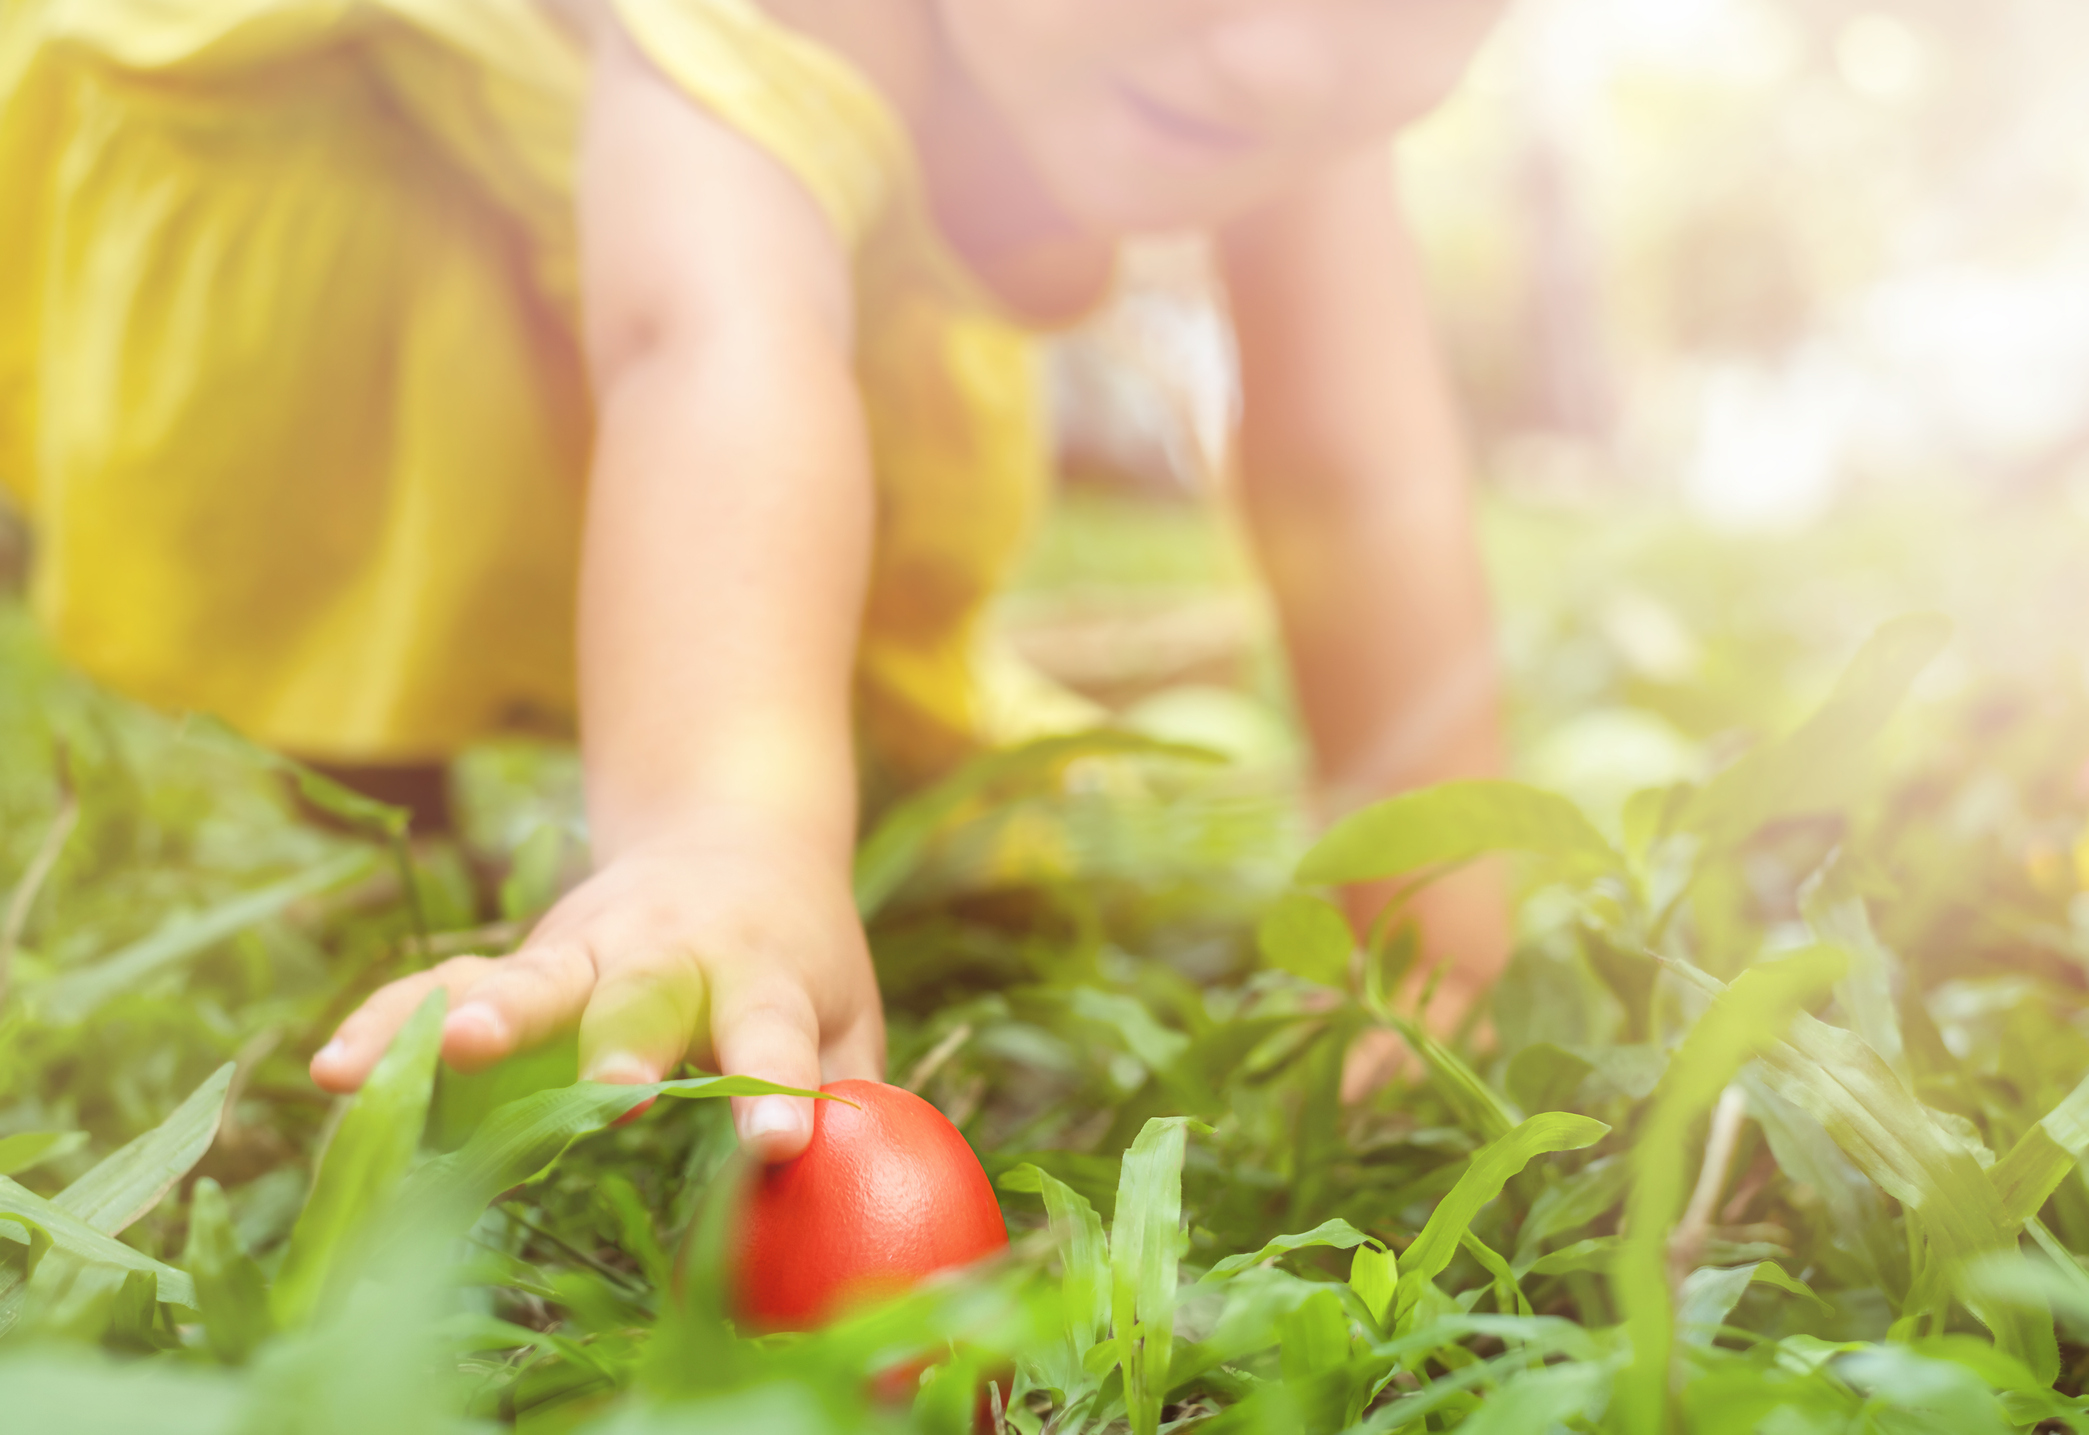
top-left (1682, 344), bottom-right (1861, 531)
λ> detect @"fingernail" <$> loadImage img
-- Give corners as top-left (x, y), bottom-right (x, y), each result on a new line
top-left (313, 1039), bottom-right (347, 1067)
top-left (444, 1003), bottom-right (507, 1045)
top-left (742, 1097), bottom-right (802, 1144)
top-left (584, 1052), bottom-right (654, 1085)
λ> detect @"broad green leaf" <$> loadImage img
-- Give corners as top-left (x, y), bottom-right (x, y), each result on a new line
top-left (1800, 850), bottom-right (1908, 1083)
top-left (0, 1131), bottom-right (85, 1177)
top-left (1836, 1345), bottom-right (2016, 1435)
top-left (1459, 1229), bottom-right (1532, 1316)
top-left (1740, 1071), bottom-right (1900, 1291)
top-left (37, 851), bottom-right (377, 1025)
top-left (1679, 614), bottom-right (1950, 849)
top-left (0, 1178), bottom-right (195, 1307)
top-left (1355, 1317), bottom-right (1614, 1430)
top-left (0, 1210), bottom-right (53, 1333)
top-left (1287, 1008), bottom-right (1356, 1229)
top-left (1512, 1155), bottom-right (1630, 1270)
top-left (1363, 1004), bottom-right (1522, 1143)
top-left (1678, 1345), bottom-right (1874, 1435)
top-left (272, 990), bottom-right (446, 1328)
top-left (0, 1350), bottom-right (245, 1434)
top-left (1202, 1218), bottom-right (1377, 1282)
top-left (0, 1064), bottom-right (231, 1331)
top-left (0, 1212), bottom-right (52, 1272)
top-left (1256, 892), bottom-right (1353, 986)
top-left (396, 1073), bottom-right (820, 1234)
top-left (1902, 1335), bottom-right (2078, 1413)
top-left (1166, 1263), bottom-right (1368, 1399)
top-left (1065, 987), bottom-right (1191, 1075)
top-left (1276, 1286), bottom-right (1351, 1382)
top-left (57, 1063), bottom-right (234, 1233)
top-left (34, 1261), bottom-right (166, 1348)
top-left (1504, 1043), bottom-right (1595, 1115)
top-left (1971, 1221), bottom-right (2089, 1341)
top-left (1677, 1262), bottom-right (1826, 1346)
top-left (1002, 1162), bottom-right (1111, 1391)
top-left (1506, 1043), bottom-right (1664, 1114)
top-left (1449, 1360), bottom-right (1610, 1435)
top-left (1297, 779), bottom-right (1621, 887)
top-left (1392, 1111), bottom-right (1609, 1328)
top-left (1615, 951), bottom-right (1842, 1435)
top-left (1525, 1236), bottom-right (1623, 1277)
top-left (181, 1178), bottom-right (269, 1363)
top-left (176, 713), bottom-right (410, 840)
top-left (1622, 782), bottom-right (1696, 861)
top-left (1110, 1115), bottom-right (1211, 1435)
top-left (1350, 1244), bottom-right (1397, 1328)
top-left (598, 1174), bottom-right (673, 1295)
top-left (1990, 1069), bottom-right (2089, 1227)
top-left (436, 1310), bottom-right (562, 1355)
top-left (429, 1030), bottom-right (579, 1152)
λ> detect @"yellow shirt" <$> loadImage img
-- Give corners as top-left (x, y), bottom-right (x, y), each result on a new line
top-left (0, 0), bottom-right (1076, 788)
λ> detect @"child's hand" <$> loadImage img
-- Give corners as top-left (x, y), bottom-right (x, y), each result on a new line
top-left (1339, 864), bottom-right (1508, 1101)
top-left (309, 814), bottom-right (885, 1161)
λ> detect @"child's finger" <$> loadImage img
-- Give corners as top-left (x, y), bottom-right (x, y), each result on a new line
top-left (708, 966), bottom-right (823, 1164)
top-left (574, 949), bottom-right (709, 1087)
top-left (435, 941), bottom-right (599, 1073)
top-left (311, 955), bottom-right (500, 1092)
top-left (1340, 1027), bottom-right (1419, 1101)
top-left (820, 1011), bottom-right (887, 1085)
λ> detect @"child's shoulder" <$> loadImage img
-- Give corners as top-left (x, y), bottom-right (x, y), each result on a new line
top-left (753, 0), bottom-right (936, 117)
top-left (546, 0), bottom-right (932, 109)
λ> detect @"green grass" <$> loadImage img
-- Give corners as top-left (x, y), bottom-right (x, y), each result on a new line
top-left (3, 489), bottom-right (2089, 1432)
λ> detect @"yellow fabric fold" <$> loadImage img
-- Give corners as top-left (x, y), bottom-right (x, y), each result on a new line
top-left (0, 0), bottom-right (1057, 779)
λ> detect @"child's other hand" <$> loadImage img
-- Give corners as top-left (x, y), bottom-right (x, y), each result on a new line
top-left (309, 813), bottom-right (884, 1162)
top-left (1339, 863), bottom-right (1507, 1101)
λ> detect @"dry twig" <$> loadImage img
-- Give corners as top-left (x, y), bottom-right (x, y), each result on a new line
top-left (904, 1022), bottom-right (974, 1093)
top-left (1670, 1083), bottom-right (1750, 1282)
top-left (0, 755), bottom-right (80, 1011)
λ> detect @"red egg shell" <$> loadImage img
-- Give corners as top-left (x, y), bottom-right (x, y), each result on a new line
top-left (731, 1079), bottom-right (1009, 1331)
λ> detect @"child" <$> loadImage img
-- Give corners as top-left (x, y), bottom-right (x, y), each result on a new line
top-left (0, 0), bottom-right (1509, 1160)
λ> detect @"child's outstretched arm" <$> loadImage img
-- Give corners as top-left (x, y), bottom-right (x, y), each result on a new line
top-left (1221, 148), bottom-right (1510, 1037)
top-left (311, 25), bottom-right (883, 1160)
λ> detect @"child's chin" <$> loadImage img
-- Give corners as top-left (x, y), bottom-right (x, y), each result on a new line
top-left (1048, 162), bottom-right (1260, 238)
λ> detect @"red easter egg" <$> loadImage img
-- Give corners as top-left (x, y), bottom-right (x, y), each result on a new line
top-left (731, 1079), bottom-right (1008, 1331)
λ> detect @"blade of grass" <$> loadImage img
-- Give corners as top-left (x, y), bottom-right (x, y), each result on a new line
top-left (394, 1074), bottom-right (823, 1237)
top-left (1297, 779), bottom-right (1621, 888)
top-left (0, 1132), bottom-right (87, 1177)
top-left (37, 851), bottom-right (377, 1026)
top-left (181, 1178), bottom-right (270, 1363)
top-left (1000, 1162), bottom-right (1110, 1388)
top-left (57, 1063), bottom-right (234, 1232)
top-left (1110, 1115), bottom-right (1211, 1435)
top-left (1800, 853), bottom-right (1908, 1084)
top-left (1990, 1069), bottom-right (2089, 1227)
top-left (854, 731), bottom-right (1221, 919)
top-left (1678, 614), bottom-right (1949, 850)
top-left (1202, 1219), bottom-right (1379, 1282)
top-left (272, 990), bottom-right (445, 1328)
top-left (0, 1179), bottom-right (196, 1309)
top-left (1614, 950), bottom-right (1841, 1435)
top-left (1665, 956), bottom-right (2062, 1381)
top-left (0, 1064), bottom-right (233, 1331)
top-left (1393, 1112), bottom-right (1609, 1330)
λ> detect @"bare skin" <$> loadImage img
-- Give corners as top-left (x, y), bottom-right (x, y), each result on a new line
top-left (314, 0), bottom-right (1511, 1158)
